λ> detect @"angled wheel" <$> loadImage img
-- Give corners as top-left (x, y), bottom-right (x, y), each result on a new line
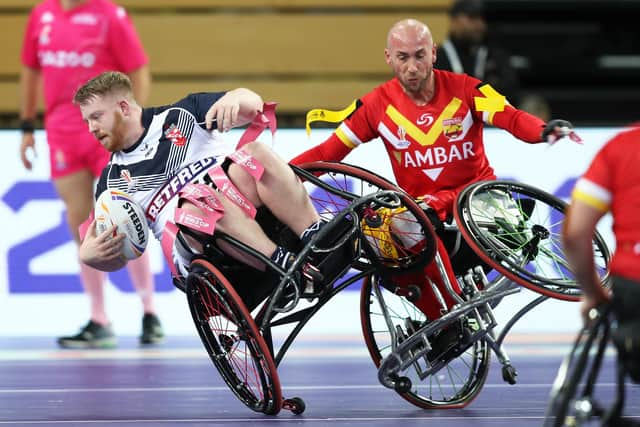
top-left (187, 259), bottom-right (283, 414)
top-left (544, 308), bottom-right (615, 427)
top-left (454, 180), bottom-right (610, 301)
top-left (294, 161), bottom-right (437, 274)
top-left (360, 274), bottom-right (491, 408)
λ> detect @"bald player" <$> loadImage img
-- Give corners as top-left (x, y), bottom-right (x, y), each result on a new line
top-left (292, 18), bottom-right (577, 323)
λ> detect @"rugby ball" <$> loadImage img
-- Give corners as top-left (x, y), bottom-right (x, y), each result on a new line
top-left (94, 189), bottom-right (149, 260)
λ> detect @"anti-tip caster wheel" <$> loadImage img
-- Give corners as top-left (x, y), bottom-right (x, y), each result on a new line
top-left (283, 397), bottom-right (306, 415)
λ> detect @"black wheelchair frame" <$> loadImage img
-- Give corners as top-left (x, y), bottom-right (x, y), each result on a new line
top-left (182, 161), bottom-right (612, 415)
top-left (544, 306), bottom-right (639, 427)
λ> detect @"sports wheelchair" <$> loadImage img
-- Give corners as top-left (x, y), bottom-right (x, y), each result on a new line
top-left (183, 161), bottom-right (611, 415)
top-left (544, 303), bottom-right (639, 427)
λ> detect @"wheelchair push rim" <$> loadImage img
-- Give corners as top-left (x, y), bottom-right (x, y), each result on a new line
top-left (186, 259), bottom-right (283, 414)
top-left (454, 180), bottom-right (610, 301)
top-left (295, 161), bottom-right (437, 274)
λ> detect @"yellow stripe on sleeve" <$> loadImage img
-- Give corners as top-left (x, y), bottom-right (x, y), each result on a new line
top-left (572, 188), bottom-right (610, 212)
top-left (335, 127), bottom-right (358, 149)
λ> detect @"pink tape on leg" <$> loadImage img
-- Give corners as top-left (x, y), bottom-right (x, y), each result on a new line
top-left (228, 148), bottom-right (265, 181)
top-left (175, 184), bottom-right (225, 235)
top-left (236, 102), bottom-right (278, 149)
top-left (208, 166), bottom-right (257, 218)
top-left (161, 222), bottom-right (180, 278)
top-left (174, 207), bottom-right (222, 235)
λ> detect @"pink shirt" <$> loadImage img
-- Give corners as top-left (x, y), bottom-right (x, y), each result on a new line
top-left (21, 0), bottom-right (147, 134)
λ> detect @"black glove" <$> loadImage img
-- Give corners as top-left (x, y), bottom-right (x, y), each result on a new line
top-left (541, 119), bottom-right (576, 144)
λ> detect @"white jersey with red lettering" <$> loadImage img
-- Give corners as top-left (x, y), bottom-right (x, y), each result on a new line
top-left (95, 92), bottom-right (233, 241)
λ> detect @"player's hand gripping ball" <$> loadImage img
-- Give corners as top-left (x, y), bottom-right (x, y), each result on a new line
top-left (94, 189), bottom-right (149, 260)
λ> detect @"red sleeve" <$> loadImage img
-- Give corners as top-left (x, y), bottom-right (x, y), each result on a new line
top-left (465, 78), bottom-right (546, 143)
top-left (290, 133), bottom-right (354, 165)
top-left (491, 105), bottom-right (546, 143)
top-left (419, 187), bottom-right (461, 221)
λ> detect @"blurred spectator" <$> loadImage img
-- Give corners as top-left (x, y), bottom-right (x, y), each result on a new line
top-left (518, 93), bottom-right (551, 122)
top-left (19, 0), bottom-right (163, 348)
top-left (435, 0), bottom-right (521, 104)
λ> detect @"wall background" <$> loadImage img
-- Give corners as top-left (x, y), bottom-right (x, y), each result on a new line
top-left (0, 127), bottom-right (620, 339)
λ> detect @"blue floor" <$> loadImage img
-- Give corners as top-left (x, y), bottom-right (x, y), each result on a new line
top-left (0, 336), bottom-right (637, 426)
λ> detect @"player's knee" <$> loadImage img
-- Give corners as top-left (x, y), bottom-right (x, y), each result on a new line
top-left (241, 140), bottom-right (278, 165)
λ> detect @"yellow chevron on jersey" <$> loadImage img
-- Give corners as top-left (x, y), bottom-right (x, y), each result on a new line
top-left (474, 84), bottom-right (506, 124)
top-left (305, 100), bottom-right (358, 136)
top-left (385, 98), bottom-right (463, 147)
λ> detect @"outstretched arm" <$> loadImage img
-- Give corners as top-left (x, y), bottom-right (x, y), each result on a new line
top-left (290, 133), bottom-right (354, 165)
top-left (205, 88), bottom-right (264, 132)
top-left (472, 82), bottom-right (577, 144)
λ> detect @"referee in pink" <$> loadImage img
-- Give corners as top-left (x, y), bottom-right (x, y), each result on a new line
top-left (19, 0), bottom-right (163, 348)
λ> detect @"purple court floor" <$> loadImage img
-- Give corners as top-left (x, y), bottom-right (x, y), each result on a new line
top-left (0, 335), bottom-right (638, 426)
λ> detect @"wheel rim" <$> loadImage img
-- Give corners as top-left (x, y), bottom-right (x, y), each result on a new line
top-left (544, 310), bottom-right (612, 427)
top-left (360, 275), bottom-right (490, 408)
top-left (297, 161), bottom-right (437, 273)
top-left (187, 260), bottom-right (282, 414)
top-left (455, 180), bottom-right (610, 301)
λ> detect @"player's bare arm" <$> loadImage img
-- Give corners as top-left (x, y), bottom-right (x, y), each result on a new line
top-left (204, 88), bottom-right (264, 132)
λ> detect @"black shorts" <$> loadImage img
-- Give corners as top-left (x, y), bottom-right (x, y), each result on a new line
top-left (611, 275), bottom-right (640, 382)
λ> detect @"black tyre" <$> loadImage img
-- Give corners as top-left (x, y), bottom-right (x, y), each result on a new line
top-left (544, 308), bottom-right (613, 427)
top-left (187, 259), bottom-right (282, 414)
top-left (455, 180), bottom-right (610, 301)
top-left (360, 274), bottom-right (491, 408)
top-left (295, 161), bottom-right (437, 274)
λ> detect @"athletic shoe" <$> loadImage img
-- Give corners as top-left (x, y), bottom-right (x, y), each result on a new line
top-left (140, 313), bottom-right (164, 345)
top-left (57, 320), bottom-right (116, 349)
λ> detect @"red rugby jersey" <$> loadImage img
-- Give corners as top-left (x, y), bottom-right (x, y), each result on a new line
top-left (293, 69), bottom-right (545, 218)
top-left (572, 126), bottom-right (640, 280)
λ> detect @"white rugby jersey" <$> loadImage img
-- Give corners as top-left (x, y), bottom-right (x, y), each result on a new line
top-left (95, 92), bottom-right (235, 240)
